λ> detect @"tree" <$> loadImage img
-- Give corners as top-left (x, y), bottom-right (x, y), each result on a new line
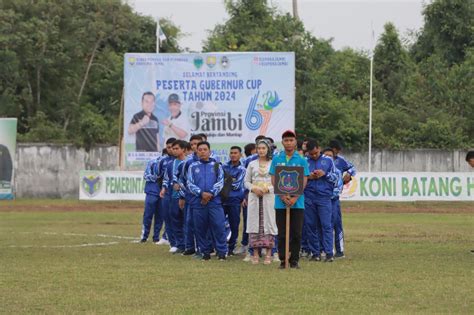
top-left (0, 0), bottom-right (183, 147)
top-left (411, 0), bottom-right (474, 65)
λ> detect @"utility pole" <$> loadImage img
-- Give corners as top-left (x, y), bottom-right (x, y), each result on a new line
top-left (292, 0), bottom-right (299, 19)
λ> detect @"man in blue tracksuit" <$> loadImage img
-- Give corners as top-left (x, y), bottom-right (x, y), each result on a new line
top-left (222, 146), bottom-right (246, 256)
top-left (187, 141), bottom-right (228, 261)
top-left (329, 140), bottom-right (356, 258)
top-left (159, 137), bottom-right (177, 251)
top-left (304, 140), bottom-right (338, 262)
top-left (140, 156), bottom-right (165, 243)
top-left (178, 135), bottom-right (211, 256)
top-left (161, 140), bottom-right (187, 254)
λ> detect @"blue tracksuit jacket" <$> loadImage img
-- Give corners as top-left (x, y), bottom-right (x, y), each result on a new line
top-left (187, 159), bottom-right (224, 207)
top-left (222, 160), bottom-right (246, 205)
top-left (334, 155), bottom-right (356, 177)
top-left (305, 154), bottom-right (338, 197)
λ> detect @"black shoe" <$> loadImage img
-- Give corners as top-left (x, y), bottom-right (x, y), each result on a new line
top-left (227, 251), bottom-right (235, 256)
top-left (290, 262), bottom-right (300, 269)
top-left (182, 249), bottom-right (196, 256)
top-left (218, 255), bottom-right (226, 261)
top-left (334, 252), bottom-right (345, 259)
top-left (310, 255), bottom-right (321, 262)
top-left (278, 262), bottom-right (285, 269)
top-left (202, 254), bottom-right (211, 261)
top-left (173, 248), bottom-right (185, 255)
top-left (324, 256), bottom-right (334, 262)
top-left (139, 239), bottom-right (147, 243)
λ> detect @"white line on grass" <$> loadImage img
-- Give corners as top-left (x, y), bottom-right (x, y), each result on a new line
top-left (9, 242), bottom-right (119, 248)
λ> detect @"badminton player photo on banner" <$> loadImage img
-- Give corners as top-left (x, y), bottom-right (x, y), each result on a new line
top-left (123, 52), bottom-right (295, 169)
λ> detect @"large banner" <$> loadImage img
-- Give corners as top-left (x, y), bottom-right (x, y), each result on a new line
top-left (0, 118), bottom-right (17, 200)
top-left (80, 171), bottom-right (474, 202)
top-left (123, 52), bottom-right (295, 169)
top-left (341, 172), bottom-right (474, 201)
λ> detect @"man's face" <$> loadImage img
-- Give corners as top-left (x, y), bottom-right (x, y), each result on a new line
top-left (282, 137), bottom-right (296, 152)
top-left (308, 147), bottom-right (321, 160)
top-left (142, 95), bottom-right (155, 114)
top-left (173, 145), bottom-right (185, 157)
top-left (302, 141), bottom-right (308, 151)
top-left (190, 139), bottom-right (200, 152)
top-left (166, 143), bottom-right (174, 156)
top-left (468, 158), bottom-right (474, 168)
top-left (332, 147), bottom-right (341, 156)
top-left (323, 150), bottom-right (334, 159)
top-left (229, 149), bottom-right (241, 163)
top-left (168, 101), bottom-right (181, 116)
top-left (197, 144), bottom-right (210, 160)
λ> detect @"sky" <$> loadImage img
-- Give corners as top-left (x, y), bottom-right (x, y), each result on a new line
top-left (127, 0), bottom-right (429, 52)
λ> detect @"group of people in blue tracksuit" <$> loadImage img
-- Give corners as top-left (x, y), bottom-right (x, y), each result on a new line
top-left (138, 129), bottom-right (356, 268)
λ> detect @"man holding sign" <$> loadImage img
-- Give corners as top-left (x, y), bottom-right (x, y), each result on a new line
top-left (270, 130), bottom-right (309, 269)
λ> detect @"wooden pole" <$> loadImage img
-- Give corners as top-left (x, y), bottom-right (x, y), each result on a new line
top-left (285, 205), bottom-right (290, 269)
top-left (118, 87), bottom-right (124, 170)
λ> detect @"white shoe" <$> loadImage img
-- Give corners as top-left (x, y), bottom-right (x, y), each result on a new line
top-left (235, 245), bottom-right (248, 255)
top-left (243, 253), bottom-right (252, 262)
top-left (169, 246), bottom-right (178, 253)
top-left (273, 253), bottom-right (280, 263)
top-left (156, 239), bottom-right (170, 246)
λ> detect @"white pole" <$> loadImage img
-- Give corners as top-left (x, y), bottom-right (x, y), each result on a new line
top-left (368, 22), bottom-right (374, 173)
top-left (368, 55), bottom-right (373, 173)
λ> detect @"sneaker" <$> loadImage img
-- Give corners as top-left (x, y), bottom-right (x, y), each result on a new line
top-left (169, 246), bottom-right (178, 253)
top-left (243, 254), bottom-right (252, 262)
top-left (182, 249), bottom-right (196, 256)
top-left (324, 256), bottom-right (334, 263)
top-left (156, 239), bottom-right (170, 246)
top-left (300, 250), bottom-right (309, 258)
top-left (334, 252), bottom-right (345, 259)
top-left (193, 253), bottom-right (203, 260)
top-left (202, 254), bottom-right (211, 261)
top-left (310, 255), bottom-right (321, 262)
top-left (272, 253), bottom-right (280, 263)
top-left (278, 262), bottom-right (285, 269)
top-left (290, 262), bottom-right (300, 269)
top-left (227, 251), bottom-right (235, 257)
top-left (173, 248), bottom-right (185, 255)
top-left (139, 239), bottom-right (147, 243)
top-left (218, 255), bottom-right (226, 261)
top-left (235, 245), bottom-right (248, 255)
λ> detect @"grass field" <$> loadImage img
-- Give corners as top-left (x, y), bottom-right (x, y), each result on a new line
top-left (1, 200), bottom-right (473, 314)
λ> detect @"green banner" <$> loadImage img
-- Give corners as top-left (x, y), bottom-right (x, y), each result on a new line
top-left (0, 118), bottom-right (17, 199)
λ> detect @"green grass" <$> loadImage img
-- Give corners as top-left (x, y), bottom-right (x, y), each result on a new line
top-left (0, 200), bottom-right (473, 313)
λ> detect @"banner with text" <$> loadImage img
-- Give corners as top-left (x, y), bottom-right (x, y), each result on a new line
top-left (80, 171), bottom-right (474, 202)
top-left (79, 170), bottom-right (145, 200)
top-left (123, 52), bottom-right (295, 169)
top-left (341, 172), bottom-right (474, 201)
top-left (0, 118), bottom-right (17, 200)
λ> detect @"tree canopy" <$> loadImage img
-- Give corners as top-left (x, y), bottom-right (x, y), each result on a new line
top-left (0, 0), bottom-right (472, 150)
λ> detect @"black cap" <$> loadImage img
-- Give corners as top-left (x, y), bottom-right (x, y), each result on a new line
top-left (168, 93), bottom-right (181, 104)
top-left (282, 130), bottom-right (296, 139)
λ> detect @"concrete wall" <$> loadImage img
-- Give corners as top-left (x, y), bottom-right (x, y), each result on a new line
top-left (12, 144), bottom-right (472, 198)
top-left (344, 150), bottom-right (472, 173)
top-left (15, 144), bottom-right (119, 198)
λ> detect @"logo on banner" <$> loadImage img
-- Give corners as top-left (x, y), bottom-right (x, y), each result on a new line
top-left (206, 56), bottom-right (217, 68)
top-left (81, 174), bottom-right (102, 197)
top-left (245, 90), bottom-right (283, 134)
top-left (277, 169), bottom-right (300, 194)
top-left (128, 56), bottom-right (137, 66)
top-left (341, 176), bottom-right (358, 199)
top-left (193, 56), bottom-right (203, 69)
top-left (220, 56), bottom-right (230, 68)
